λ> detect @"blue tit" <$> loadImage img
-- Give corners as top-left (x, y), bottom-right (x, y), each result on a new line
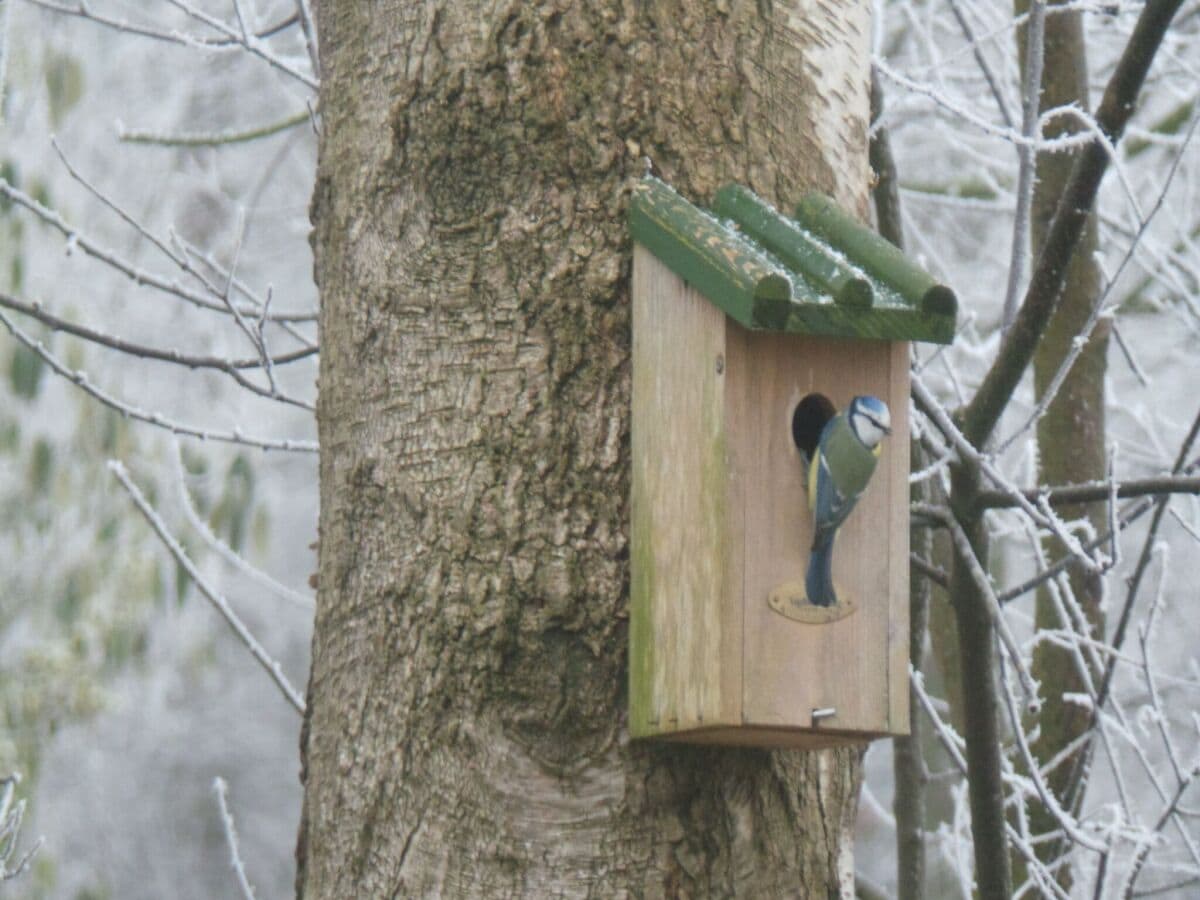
top-left (805, 395), bottom-right (891, 607)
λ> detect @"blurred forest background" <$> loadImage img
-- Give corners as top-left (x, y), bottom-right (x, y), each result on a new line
top-left (1, 1), bottom-right (317, 896)
top-left (1, 0), bottom-right (1199, 897)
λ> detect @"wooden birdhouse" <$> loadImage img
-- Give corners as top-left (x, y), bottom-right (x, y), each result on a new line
top-left (628, 177), bottom-right (956, 748)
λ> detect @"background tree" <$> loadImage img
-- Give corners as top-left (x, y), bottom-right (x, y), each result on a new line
top-left (1017, 0), bottom-right (1110, 885)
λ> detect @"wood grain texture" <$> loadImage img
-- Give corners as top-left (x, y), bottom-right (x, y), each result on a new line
top-left (888, 339), bottom-right (912, 733)
top-left (735, 329), bottom-right (907, 737)
top-left (630, 245), bottom-right (740, 735)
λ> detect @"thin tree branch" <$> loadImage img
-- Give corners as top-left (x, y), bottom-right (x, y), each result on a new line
top-left (1052, 404), bottom-right (1200, 829)
top-left (173, 445), bottom-right (313, 609)
top-left (212, 777), bottom-right (258, 900)
top-left (110, 461), bottom-right (306, 713)
top-left (960, 0), bottom-right (1187, 448)
top-left (23, 0), bottom-right (300, 48)
top-left (161, 0), bottom-right (318, 89)
top-left (945, 0), bottom-right (1016, 129)
top-left (0, 290), bottom-right (316, 409)
top-left (1002, 0), bottom-right (1046, 330)
top-left (869, 67), bottom-right (905, 249)
top-left (0, 774), bottom-right (42, 882)
top-left (0, 178), bottom-right (317, 325)
top-left (976, 475), bottom-right (1200, 509)
top-left (119, 109), bottom-right (309, 147)
top-left (910, 552), bottom-right (949, 589)
top-left (0, 307), bottom-right (318, 452)
top-left (913, 502), bottom-right (1038, 704)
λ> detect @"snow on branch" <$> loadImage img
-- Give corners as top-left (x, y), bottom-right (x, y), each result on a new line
top-left (109, 460), bottom-right (306, 713)
top-left (0, 774), bottom-right (42, 882)
top-left (212, 777), bottom-right (259, 900)
top-left (0, 289), bottom-right (316, 409)
top-left (0, 307), bottom-right (318, 452)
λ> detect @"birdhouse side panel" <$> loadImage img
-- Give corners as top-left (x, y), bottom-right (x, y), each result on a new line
top-left (887, 340), bottom-right (911, 735)
top-left (729, 331), bottom-right (908, 736)
top-left (630, 247), bottom-right (742, 738)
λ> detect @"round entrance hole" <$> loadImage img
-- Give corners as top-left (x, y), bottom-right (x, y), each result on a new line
top-left (791, 393), bottom-right (836, 460)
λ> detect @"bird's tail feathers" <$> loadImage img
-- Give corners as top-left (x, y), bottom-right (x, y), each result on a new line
top-left (806, 536), bottom-right (836, 607)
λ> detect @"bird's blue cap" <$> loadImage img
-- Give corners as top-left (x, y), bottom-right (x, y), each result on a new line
top-left (850, 395), bottom-right (892, 434)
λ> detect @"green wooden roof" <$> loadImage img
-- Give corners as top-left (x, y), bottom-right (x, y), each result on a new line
top-left (628, 177), bottom-right (956, 344)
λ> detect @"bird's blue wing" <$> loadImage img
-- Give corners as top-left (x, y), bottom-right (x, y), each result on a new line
top-left (812, 451), bottom-right (862, 546)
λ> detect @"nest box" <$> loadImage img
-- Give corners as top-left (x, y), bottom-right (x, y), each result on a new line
top-left (628, 177), bottom-right (956, 748)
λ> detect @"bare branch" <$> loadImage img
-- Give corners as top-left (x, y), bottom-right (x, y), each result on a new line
top-left (212, 777), bottom-right (258, 900)
top-left (912, 501), bottom-right (1039, 704)
top-left (0, 774), bottom-right (42, 883)
top-left (23, 0), bottom-right (300, 47)
top-left (1002, 0), bottom-right (1046, 330)
top-left (0, 290), bottom-right (316, 409)
top-left (119, 109), bottom-right (309, 147)
top-left (161, 0), bottom-right (318, 89)
top-left (172, 445), bottom-right (313, 609)
top-left (0, 177), bottom-right (317, 325)
top-left (109, 461), bottom-right (306, 714)
top-left (976, 475), bottom-right (1200, 509)
top-left (961, 0), bottom-right (1188, 448)
top-left (0, 307), bottom-right (318, 452)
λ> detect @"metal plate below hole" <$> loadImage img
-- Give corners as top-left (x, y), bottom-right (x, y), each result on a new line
top-left (767, 580), bottom-right (859, 624)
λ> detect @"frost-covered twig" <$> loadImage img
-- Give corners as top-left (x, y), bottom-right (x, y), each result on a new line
top-left (48, 138), bottom-right (319, 354)
top-left (213, 777), bottom-right (258, 900)
top-left (913, 671), bottom-right (1070, 898)
top-left (119, 109), bottom-right (309, 147)
top-left (162, 0), bottom-right (318, 89)
top-left (173, 444), bottom-right (313, 609)
top-left (960, 0), bottom-right (1188, 449)
top-left (1002, 0), bottom-right (1046, 330)
top-left (109, 460), bottom-right (306, 713)
top-left (23, 0), bottom-right (299, 48)
top-left (914, 500), bottom-right (1039, 704)
top-left (945, 0), bottom-right (1015, 128)
top-left (1121, 760), bottom-right (1200, 897)
top-left (915, 375), bottom-right (1103, 574)
top-left (1097, 404), bottom-right (1200, 707)
top-left (292, 0), bottom-right (318, 74)
top-left (0, 773), bottom-right (42, 882)
top-left (995, 112), bottom-right (1200, 453)
top-left (0, 289), bottom-right (315, 409)
top-left (0, 307), bottom-right (317, 452)
top-left (976, 475), bottom-right (1200, 509)
top-left (998, 656), bottom-right (1107, 852)
top-left (0, 177), bottom-right (316, 324)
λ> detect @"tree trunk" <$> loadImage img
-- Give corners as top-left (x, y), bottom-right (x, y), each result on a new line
top-left (1016, 0), bottom-right (1108, 882)
top-left (298, 1), bottom-right (873, 895)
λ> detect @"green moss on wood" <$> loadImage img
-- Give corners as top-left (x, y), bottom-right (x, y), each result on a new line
top-left (713, 184), bottom-right (873, 309)
top-left (629, 178), bottom-right (798, 331)
top-left (629, 450), bottom-right (657, 737)
top-left (629, 177), bottom-right (957, 344)
top-left (794, 193), bottom-right (958, 319)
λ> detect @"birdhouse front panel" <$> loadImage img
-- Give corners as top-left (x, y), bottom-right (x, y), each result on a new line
top-left (627, 177), bottom-right (954, 749)
top-left (730, 329), bottom-right (910, 739)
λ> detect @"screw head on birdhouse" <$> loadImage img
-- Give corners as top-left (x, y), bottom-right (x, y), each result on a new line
top-left (628, 177), bottom-right (955, 749)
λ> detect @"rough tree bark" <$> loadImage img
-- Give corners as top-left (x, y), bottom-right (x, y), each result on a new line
top-left (298, 1), bottom-right (874, 896)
